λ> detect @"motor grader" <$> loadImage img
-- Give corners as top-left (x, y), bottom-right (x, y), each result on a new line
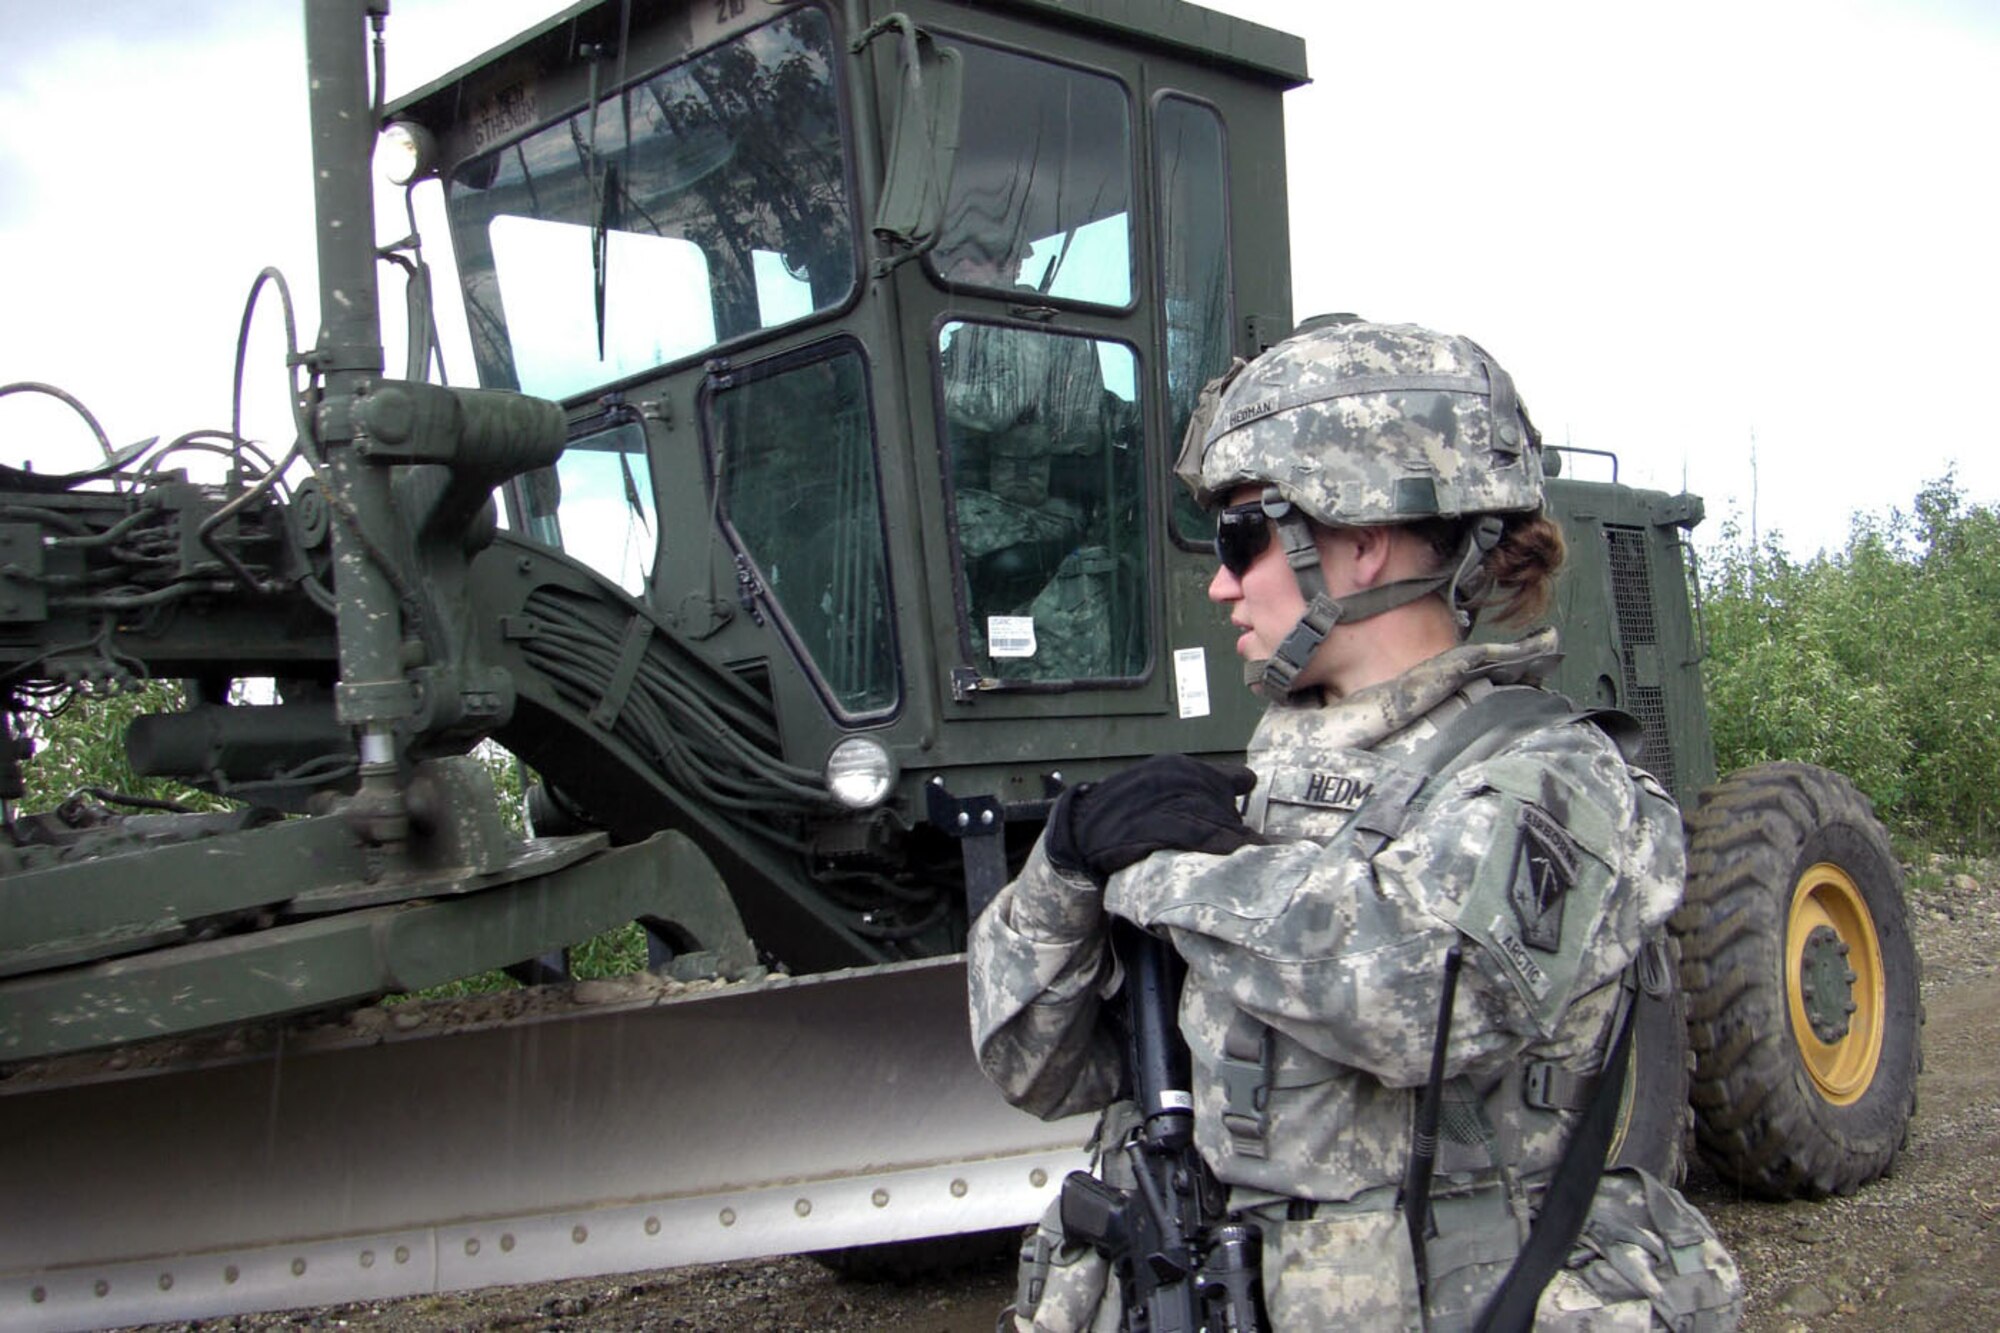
top-left (0, 0), bottom-right (1919, 1327)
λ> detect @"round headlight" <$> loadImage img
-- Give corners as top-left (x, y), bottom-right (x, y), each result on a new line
top-left (376, 121), bottom-right (437, 187)
top-left (825, 736), bottom-right (896, 810)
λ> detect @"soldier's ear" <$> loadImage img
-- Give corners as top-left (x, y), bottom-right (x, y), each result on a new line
top-left (1344, 525), bottom-right (1396, 586)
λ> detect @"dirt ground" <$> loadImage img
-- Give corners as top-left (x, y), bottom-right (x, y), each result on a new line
top-left (135, 860), bottom-right (2000, 1333)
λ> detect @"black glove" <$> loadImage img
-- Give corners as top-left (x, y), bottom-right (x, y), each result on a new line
top-left (1044, 753), bottom-right (1261, 884)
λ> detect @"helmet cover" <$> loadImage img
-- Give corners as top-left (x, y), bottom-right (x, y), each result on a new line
top-left (1175, 321), bottom-right (1545, 526)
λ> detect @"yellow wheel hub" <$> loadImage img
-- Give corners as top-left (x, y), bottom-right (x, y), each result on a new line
top-left (1786, 861), bottom-right (1886, 1104)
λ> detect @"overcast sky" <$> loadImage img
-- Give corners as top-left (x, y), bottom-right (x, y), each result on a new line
top-left (3, 0), bottom-right (1995, 557)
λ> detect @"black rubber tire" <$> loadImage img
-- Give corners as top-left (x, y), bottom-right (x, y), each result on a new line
top-left (1674, 762), bottom-right (1923, 1199)
top-left (1609, 928), bottom-right (1694, 1186)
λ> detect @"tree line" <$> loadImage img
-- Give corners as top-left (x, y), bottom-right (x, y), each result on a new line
top-left (1699, 473), bottom-right (2000, 851)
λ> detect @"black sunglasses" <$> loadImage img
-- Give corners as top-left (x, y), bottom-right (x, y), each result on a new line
top-left (1215, 501), bottom-right (1276, 579)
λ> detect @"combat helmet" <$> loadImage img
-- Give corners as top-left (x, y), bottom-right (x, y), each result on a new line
top-left (1174, 318), bottom-right (1547, 696)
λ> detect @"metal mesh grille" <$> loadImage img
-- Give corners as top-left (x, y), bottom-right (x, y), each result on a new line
top-left (1604, 525), bottom-right (1675, 792)
top-left (1605, 527), bottom-right (1657, 643)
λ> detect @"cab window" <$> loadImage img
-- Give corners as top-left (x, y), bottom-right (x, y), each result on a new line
top-left (445, 7), bottom-right (854, 399)
top-left (925, 41), bottom-right (1132, 309)
top-left (1155, 96), bottom-right (1233, 542)
top-left (514, 419), bottom-right (657, 596)
top-left (937, 322), bottom-right (1147, 682)
top-left (708, 343), bottom-right (899, 717)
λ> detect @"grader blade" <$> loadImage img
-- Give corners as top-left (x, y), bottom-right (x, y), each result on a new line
top-left (0, 957), bottom-right (1091, 1332)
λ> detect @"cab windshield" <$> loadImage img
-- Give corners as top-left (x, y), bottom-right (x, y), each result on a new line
top-left (443, 7), bottom-right (854, 400)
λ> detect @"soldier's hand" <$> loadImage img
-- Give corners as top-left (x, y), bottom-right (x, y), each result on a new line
top-left (1045, 754), bottom-right (1260, 884)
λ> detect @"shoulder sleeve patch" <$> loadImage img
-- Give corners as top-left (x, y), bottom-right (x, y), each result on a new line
top-left (1454, 791), bottom-right (1614, 1036)
top-left (1510, 803), bottom-right (1578, 953)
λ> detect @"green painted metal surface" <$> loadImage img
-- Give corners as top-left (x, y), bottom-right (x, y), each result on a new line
top-left (1, 829), bottom-right (752, 1063)
top-left (1, 0), bottom-right (1707, 1101)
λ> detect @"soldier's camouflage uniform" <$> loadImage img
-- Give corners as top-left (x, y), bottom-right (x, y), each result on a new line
top-left (968, 628), bottom-right (1743, 1331)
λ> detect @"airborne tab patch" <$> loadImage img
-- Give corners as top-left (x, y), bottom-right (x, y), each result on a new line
top-left (1509, 804), bottom-right (1577, 953)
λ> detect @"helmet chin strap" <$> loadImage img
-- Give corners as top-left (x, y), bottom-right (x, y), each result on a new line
top-left (1251, 495), bottom-right (1506, 700)
top-left (1444, 514), bottom-right (1507, 629)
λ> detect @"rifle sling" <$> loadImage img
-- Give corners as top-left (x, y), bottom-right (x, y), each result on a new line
top-left (1472, 992), bottom-right (1635, 1332)
top-left (1388, 685), bottom-right (1644, 1330)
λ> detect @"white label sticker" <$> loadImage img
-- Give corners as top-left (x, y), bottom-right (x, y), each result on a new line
top-left (1173, 647), bottom-right (1211, 719)
top-left (987, 616), bottom-right (1037, 659)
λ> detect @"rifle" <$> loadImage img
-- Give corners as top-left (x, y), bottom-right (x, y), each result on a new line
top-left (1059, 919), bottom-right (1269, 1332)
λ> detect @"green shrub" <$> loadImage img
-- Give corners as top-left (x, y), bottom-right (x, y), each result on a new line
top-left (16, 680), bottom-right (228, 815)
top-left (1700, 473), bottom-right (2000, 849)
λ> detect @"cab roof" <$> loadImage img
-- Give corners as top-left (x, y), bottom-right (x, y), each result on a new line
top-left (387, 0), bottom-right (1307, 126)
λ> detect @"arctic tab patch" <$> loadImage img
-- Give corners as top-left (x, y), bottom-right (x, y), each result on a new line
top-left (1487, 914), bottom-right (1553, 1000)
top-left (1509, 805), bottom-right (1576, 953)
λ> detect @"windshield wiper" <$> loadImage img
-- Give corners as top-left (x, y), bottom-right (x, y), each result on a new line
top-left (594, 161), bottom-right (620, 360)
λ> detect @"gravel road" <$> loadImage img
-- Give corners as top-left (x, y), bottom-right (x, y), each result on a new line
top-left (128, 859), bottom-right (2000, 1332)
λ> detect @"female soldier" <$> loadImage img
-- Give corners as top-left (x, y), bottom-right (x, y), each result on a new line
top-left (967, 320), bottom-right (1742, 1330)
